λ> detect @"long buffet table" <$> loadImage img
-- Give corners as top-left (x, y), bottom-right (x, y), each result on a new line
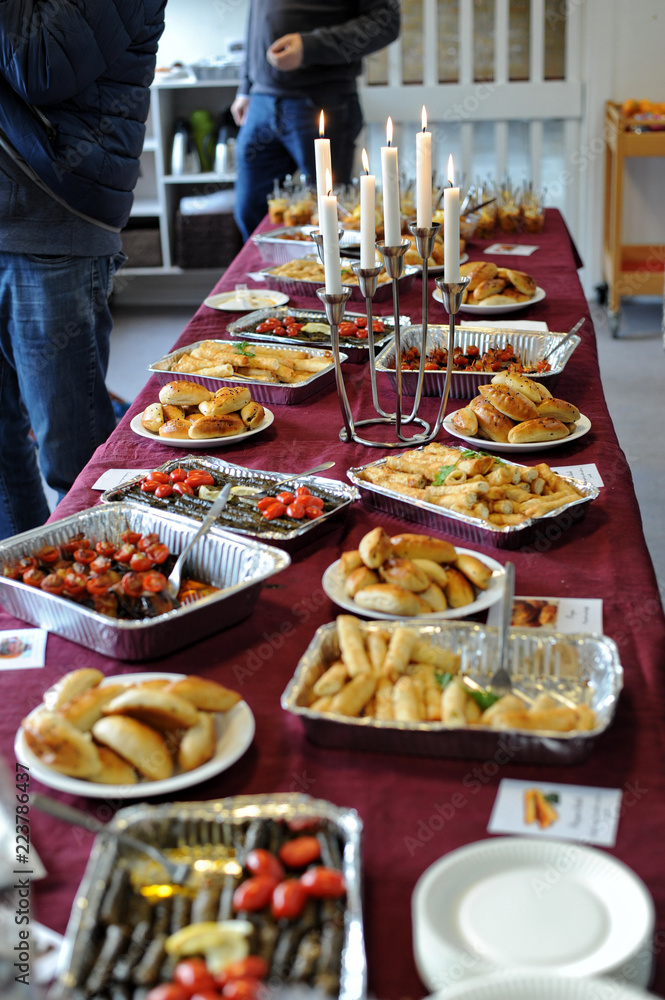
top-left (2, 209), bottom-right (665, 999)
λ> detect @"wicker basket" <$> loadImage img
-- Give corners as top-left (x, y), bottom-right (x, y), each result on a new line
top-left (175, 210), bottom-right (243, 269)
top-left (121, 226), bottom-right (162, 268)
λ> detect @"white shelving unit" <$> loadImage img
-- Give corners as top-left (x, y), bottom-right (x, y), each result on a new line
top-left (123, 74), bottom-right (240, 275)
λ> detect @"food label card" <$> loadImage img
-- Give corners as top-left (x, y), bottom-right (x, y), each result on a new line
top-left (92, 468), bottom-right (150, 491)
top-left (483, 243), bottom-right (539, 256)
top-left (487, 597), bottom-right (603, 633)
top-left (488, 778), bottom-right (622, 847)
top-left (0, 628), bottom-right (47, 670)
top-left (552, 463), bottom-right (604, 489)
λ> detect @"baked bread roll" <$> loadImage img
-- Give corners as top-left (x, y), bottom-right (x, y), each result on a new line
top-left (92, 716), bottom-right (173, 781)
top-left (188, 413), bottom-right (244, 439)
top-left (95, 745), bottom-right (139, 785)
top-left (211, 386), bottom-right (252, 414)
top-left (339, 550), bottom-right (363, 577)
top-left (162, 404), bottom-right (186, 422)
top-left (536, 398), bottom-right (581, 423)
top-left (507, 417), bottom-right (570, 443)
top-left (141, 402), bottom-right (165, 433)
top-left (158, 380), bottom-right (213, 407)
top-left (451, 406), bottom-right (478, 436)
top-left (378, 557), bottom-right (430, 593)
top-left (345, 565), bottom-right (380, 598)
top-left (412, 558), bottom-right (449, 589)
top-left (490, 371), bottom-right (543, 404)
top-left (419, 582), bottom-right (447, 612)
top-left (488, 288), bottom-right (531, 304)
top-left (22, 709), bottom-right (102, 778)
top-left (354, 583), bottom-right (433, 617)
top-left (43, 668), bottom-right (104, 710)
top-left (443, 566), bottom-right (476, 608)
top-left (158, 418), bottom-right (193, 439)
top-left (454, 553), bottom-right (493, 590)
top-left (102, 687), bottom-right (199, 730)
top-left (534, 380), bottom-right (553, 400)
top-left (497, 267), bottom-right (537, 296)
top-left (389, 533), bottom-right (456, 564)
top-left (358, 527), bottom-right (392, 569)
top-left (178, 711), bottom-right (217, 772)
top-left (479, 384), bottom-right (539, 422)
top-left (473, 277), bottom-right (507, 301)
top-left (240, 401), bottom-right (265, 429)
top-left (460, 260), bottom-right (498, 290)
top-left (62, 683), bottom-right (129, 731)
top-left (164, 676), bottom-right (242, 713)
top-left (468, 397), bottom-right (513, 443)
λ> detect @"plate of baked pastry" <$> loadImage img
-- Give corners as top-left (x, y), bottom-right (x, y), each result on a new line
top-left (130, 410), bottom-right (274, 447)
top-left (15, 670), bottom-right (255, 798)
top-left (433, 261), bottom-right (545, 314)
top-left (443, 372), bottom-right (591, 452)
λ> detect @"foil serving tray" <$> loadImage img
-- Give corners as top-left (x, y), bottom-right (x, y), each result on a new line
top-left (226, 306), bottom-right (411, 364)
top-left (347, 452), bottom-right (598, 550)
top-left (148, 338), bottom-right (347, 405)
top-left (374, 324), bottom-right (581, 399)
top-left (53, 794), bottom-right (365, 1000)
top-left (102, 456), bottom-right (359, 552)
top-left (259, 254), bottom-right (418, 302)
top-left (281, 619), bottom-right (622, 764)
top-left (0, 503), bottom-right (289, 660)
top-left (252, 225), bottom-right (364, 265)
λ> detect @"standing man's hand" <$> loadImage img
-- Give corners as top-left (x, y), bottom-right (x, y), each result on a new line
top-left (231, 95), bottom-right (250, 126)
top-left (266, 33), bottom-right (304, 72)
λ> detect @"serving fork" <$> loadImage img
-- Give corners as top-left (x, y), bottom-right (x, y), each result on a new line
top-left (488, 561), bottom-right (515, 694)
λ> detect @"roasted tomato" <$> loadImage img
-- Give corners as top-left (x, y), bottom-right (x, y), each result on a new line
top-left (278, 836), bottom-right (321, 869)
top-left (173, 958), bottom-right (217, 995)
top-left (232, 875), bottom-right (279, 912)
top-left (245, 848), bottom-right (284, 882)
top-left (271, 878), bottom-right (308, 920)
top-left (300, 866), bottom-right (346, 898)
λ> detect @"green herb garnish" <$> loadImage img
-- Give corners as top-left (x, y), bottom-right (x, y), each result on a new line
top-left (433, 464), bottom-right (459, 486)
top-left (544, 792), bottom-right (560, 805)
top-left (233, 341), bottom-right (255, 357)
top-left (434, 671), bottom-right (456, 690)
top-left (468, 689), bottom-right (501, 712)
top-left (460, 448), bottom-right (505, 466)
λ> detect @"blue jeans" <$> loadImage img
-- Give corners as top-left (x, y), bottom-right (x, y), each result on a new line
top-left (0, 251), bottom-right (123, 539)
top-left (234, 93), bottom-right (364, 241)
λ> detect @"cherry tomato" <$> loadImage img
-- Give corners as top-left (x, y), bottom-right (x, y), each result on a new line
top-left (271, 325), bottom-right (286, 336)
top-left (173, 958), bottom-right (217, 995)
top-left (121, 572), bottom-right (145, 598)
top-left (190, 992), bottom-right (220, 1000)
top-left (73, 548), bottom-right (96, 564)
top-left (86, 572), bottom-right (115, 596)
top-left (285, 502), bottom-right (306, 519)
top-left (155, 483), bottom-right (174, 499)
top-left (245, 849), bottom-right (284, 882)
top-left (256, 320), bottom-right (278, 333)
top-left (169, 468), bottom-right (188, 483)
top-left (35, 545), bottom-right (60, 564)
top-left (300, 866), bottom-right (346, 898)
top-left (257, 316), bottom-right (282, 329)
top-left (121, 530), bottom-right (141, 545)
top-left (278, 836), bottom-right (321, 869)
top-left (287, 816), bottom-right (321, 833)
top-left (141, 479), bottom-right (161, 493)
top-left (90, 555), bottom-right (112, 575)
top-left (261, 502), bottom-right (286, 520)
top-left (221, 978), bottom-right (263, 1000)
top-left (22, 568), bottom-right (45, 587)
top-left (63, 571), bottom-right (87, 598)
top-left (372, 319), bottom-right (385, 332)
top-left (304, 507), bottom-right (323, 520)
top-left (185, 470), bottom-right (215, 488)
top-left (145, 986), bottom-right (189, 1000)
top-left (256, 496), bottom-right (278, 511)
top-left (354, 316), bottom-right (367, 327)
top-left (275, 491), bottom-right (295, 505)
top-left (302, 495), bottom-right (324, 509)
top-left (16, 556), bottom-right (38, 572)
top-left (142, 571), bottom-right (168, 593)
top-left (62, 534), bottom-right (87, 554)
top-left (232, 875), bottom-right (279, 912)
top-left (355, 328), bottom-right (369, 339)
top-left (138, 532), bottom-right (160, 552)
top-left (220, 957), bottom-right (269, 984)
top-left (113, 543), bottom-right (136, 563)
top-left (95, 540), bottom-right (117, 557)
top-left (40, 573), bottom-right (65, 595)
top-left (294, 487), bottom-right (311, 498)
top-left (466, 344), bottom-right (480, 357)
top-left (338, 321), bottom-right (358, 337)
top-left (271, 878), bottom-right (308, 920)
top-left (130, 552), bottom-right (154, 573)
top-left (285, 323), bottom-right (304, 336)
top-left (147, 470), bottom-right (170, 484)
top-left (282, 315), bottom-right (297, 325)
top-left (173, 481), bottom-right (195, 496)
top-left (147, 543), bottom-right (170, 565)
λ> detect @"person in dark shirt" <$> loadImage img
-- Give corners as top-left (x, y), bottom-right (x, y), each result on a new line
top-left (231, 0), bottom-right (400, 242)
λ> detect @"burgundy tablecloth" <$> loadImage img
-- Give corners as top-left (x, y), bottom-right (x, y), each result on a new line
top-left (1, 210), bottom-right (664, 1000)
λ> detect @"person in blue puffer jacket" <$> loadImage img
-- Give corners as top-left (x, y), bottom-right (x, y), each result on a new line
top-left (0, 0), bottom-right (166, 540)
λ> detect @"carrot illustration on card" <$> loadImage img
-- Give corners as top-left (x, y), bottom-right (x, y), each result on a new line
top-left (524, 788), bottom-right (559, 829)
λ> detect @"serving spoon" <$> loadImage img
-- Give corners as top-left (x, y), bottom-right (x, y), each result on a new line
top-left (167, 482), bottom-right (232, 598)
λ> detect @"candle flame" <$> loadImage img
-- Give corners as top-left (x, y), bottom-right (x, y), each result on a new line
top-left (421, 106), bottom-right (427, 132)
top-left (319, 110), bottom-right (325, 138)
top-left (361, 148), bottom-right (370, 174)
top-left (325, 167), bottom-right (332, 197)
top-left (386, 116), bottom-right (393, 146)
top-left (447, 154), bottom-right (455, 186)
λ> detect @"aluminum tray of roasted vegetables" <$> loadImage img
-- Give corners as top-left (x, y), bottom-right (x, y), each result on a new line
top-left (281, 619), bottom-right (623, 764)
top-left (0, 503), bottom-right (289, 660)
top-left (101, 456), bottom-right (359, 552)
top-left (52, 794), bottom-right (365, 1000)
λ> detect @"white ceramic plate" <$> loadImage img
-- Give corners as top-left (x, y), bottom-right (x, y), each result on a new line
top-left (322, 549), bottom-right (505, 621)
top-left (443, 411), bottom-right (592, 452)
top-left (424, 970), bottom-right (656, 1000)
top-left (14, 673), bottom-right (255, 799)
top-left (204, 290), bottom-right (290, 311)
top-left (130, 409), bottom-right (274, 447)
top-left (433, 285), bottom-right (546, 314)
top-left (412, 837), bottom-right (655, 992)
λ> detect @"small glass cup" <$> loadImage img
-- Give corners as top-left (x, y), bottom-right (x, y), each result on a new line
top-left (521, 187), bottom-right (546, 234)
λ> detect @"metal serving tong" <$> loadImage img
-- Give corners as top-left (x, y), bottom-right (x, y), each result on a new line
top-left (31, 793), bottom-right (191, 885)
top-left (167, 483), bottom-right (231, 598)
top-left (488, 561), bottom-right (515, 695)
top-left (540, 317), bottom-right (585, 364)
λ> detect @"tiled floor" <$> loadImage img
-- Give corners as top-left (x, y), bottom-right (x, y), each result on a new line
top-left (105, 293), bottom-right (665, 605)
